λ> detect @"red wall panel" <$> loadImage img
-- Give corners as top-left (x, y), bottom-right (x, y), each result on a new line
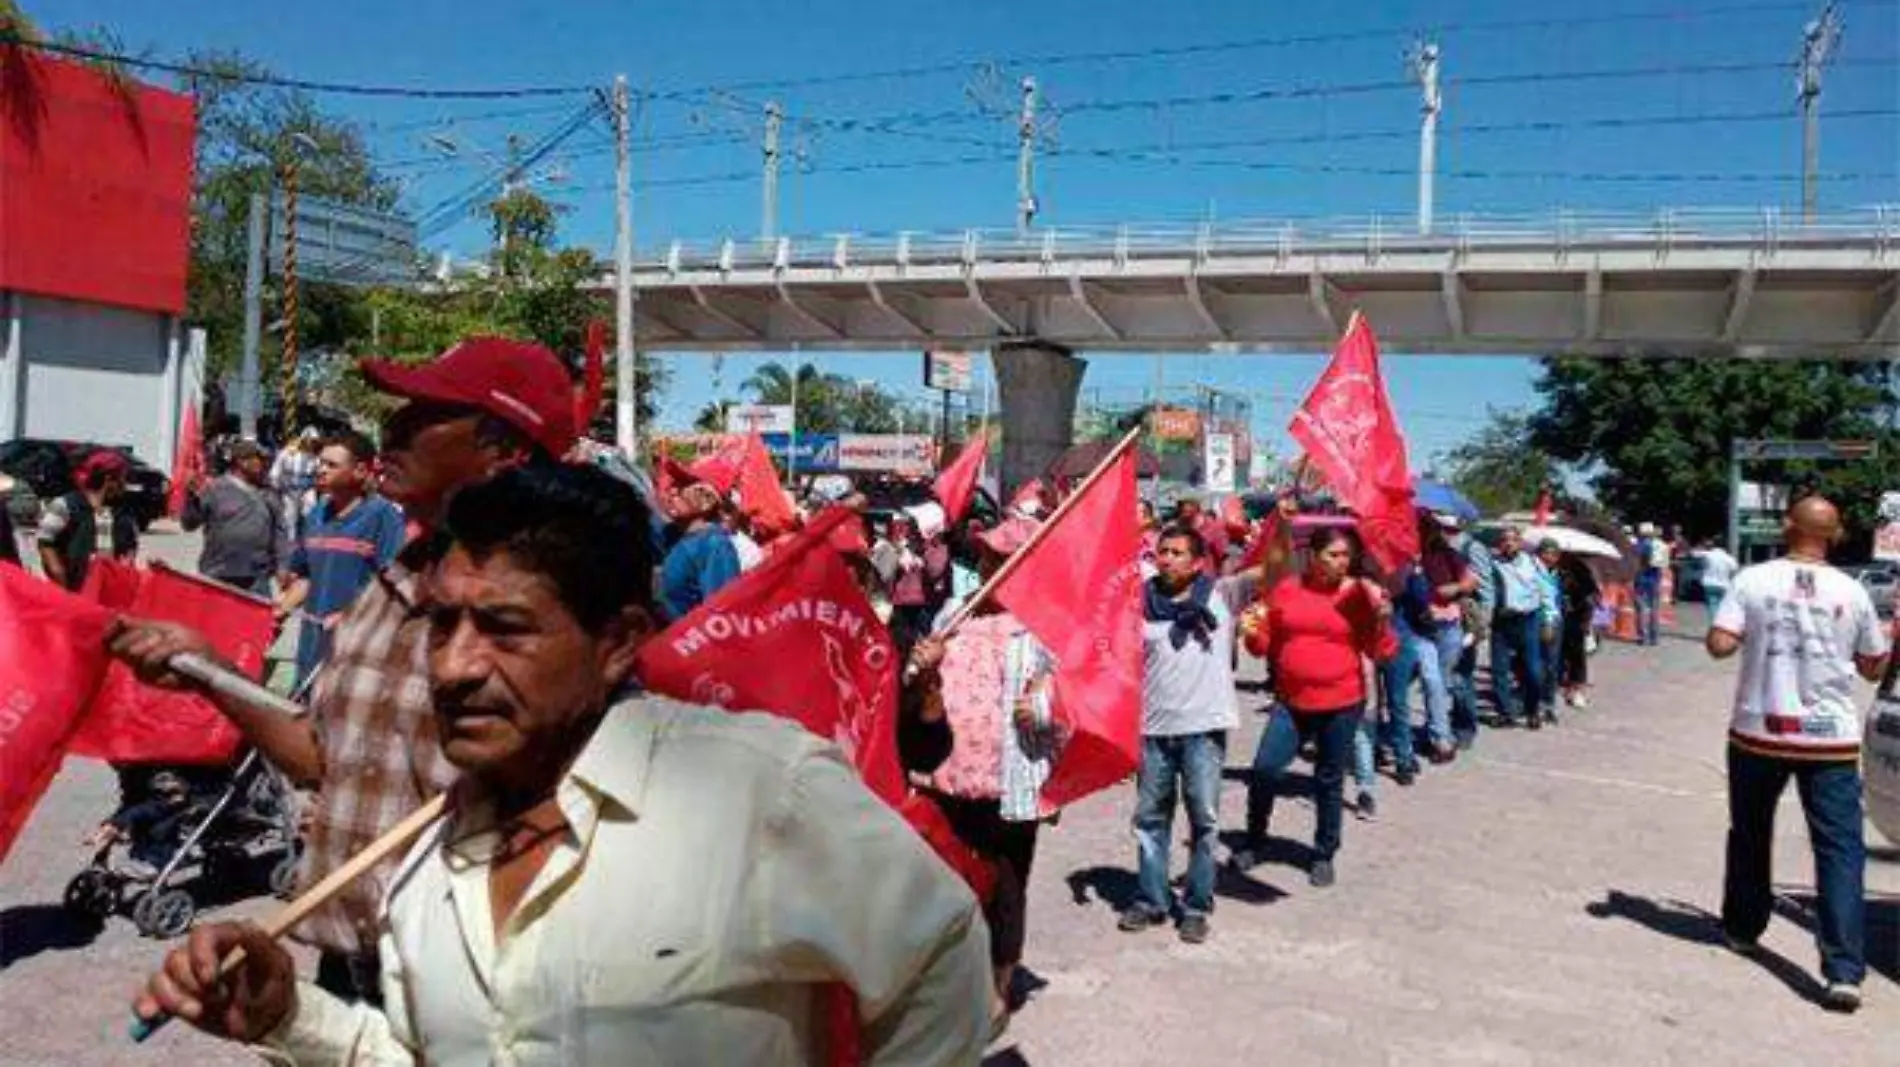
top-left (0, 52), bottom-right (195, 315)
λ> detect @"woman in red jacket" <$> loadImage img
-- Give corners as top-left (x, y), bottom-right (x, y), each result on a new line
top-left (1232, 525), bottom-right (1397, 887)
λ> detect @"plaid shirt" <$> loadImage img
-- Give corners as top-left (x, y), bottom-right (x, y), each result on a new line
top-left (293, 540), bottom-right (457, 956)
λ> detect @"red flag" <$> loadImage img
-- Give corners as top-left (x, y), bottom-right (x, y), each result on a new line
top-left (167, 405), bottom-right (205, 518)
top-left (1240, 507), bottom-right (1295, 580)
top-left (932, 432), bottom-right (987, 526)
top-left (992, 449), bottom-right (1145, 808)
top-left (1288, 314), bottom-right (1419, 575)
top-left (1533, 487), bottom-right (1554, 527)
top-left (1008, 478), bottom-right (1051, 517)
top-left (635, 508), bottom-right (902, 803)
top-left (0, 566), bottom-right (115, 862)
top-left (687, 434), bottom-right (747, 495)
top-left (69, 562), bottom-right (274, 765)
top-left (574, 320), bottom-right (606, 433)
top-left (736, 434), bottom-right (797, 534)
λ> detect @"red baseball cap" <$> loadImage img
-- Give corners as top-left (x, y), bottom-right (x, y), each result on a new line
top-left (360, 337), bottom-right (576, 457)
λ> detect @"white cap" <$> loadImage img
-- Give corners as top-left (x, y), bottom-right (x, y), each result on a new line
top-left (1434, 512), bottom-right (1462, 530)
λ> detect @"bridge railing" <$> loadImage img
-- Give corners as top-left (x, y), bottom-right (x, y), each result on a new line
top-left (639, 205), bottom-right (1898, 273)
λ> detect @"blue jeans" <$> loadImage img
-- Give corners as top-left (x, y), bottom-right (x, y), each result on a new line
top-left (1722, 746), bottom-right (1866, 985)
top-left (1452, 636), bottom-right (1482, 741)
top-left (1490, 612), bottom-right (1544, 722)
top-left (1379, 621), bottom-right (1421, 772)
top-left (1702, 584), bottom-right (1729, 613)
top-left (1415, 622), bottom-right (1461, 748)
top-left (1538, 621), bottom-right (1562, 713)
top-left (1246, 705), bottom-right (1361, 861)
top-left (1134, 732), bottom-right (1227, 918)
top-left (1635, 580), bottom-right (1662, 645)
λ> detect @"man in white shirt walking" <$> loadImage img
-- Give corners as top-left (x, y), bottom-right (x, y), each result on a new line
top-left (1705, 495), bottom-right (1888, 1013)
top-left (133, 463), bottom-right (993, 1065)
top-left (1120, 525), bottom-right (1238, 944)
top-left (1694, 538), bottom-right (1740, 610)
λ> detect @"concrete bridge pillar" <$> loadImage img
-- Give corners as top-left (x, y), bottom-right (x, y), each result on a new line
top-left (994, 340), bottom-right (1084, 497)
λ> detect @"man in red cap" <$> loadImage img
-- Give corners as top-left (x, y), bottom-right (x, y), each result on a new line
top-left (109, 336), bottom-right (576, 1006)
top-left (37, 448), bottom-right (135, 590)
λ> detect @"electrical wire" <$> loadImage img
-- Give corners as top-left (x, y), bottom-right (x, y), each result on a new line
top-left (0, 34), bottom-right (598, 98)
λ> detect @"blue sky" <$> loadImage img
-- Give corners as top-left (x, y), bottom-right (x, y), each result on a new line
top-left (34, 0), bottom-right (1900, 465)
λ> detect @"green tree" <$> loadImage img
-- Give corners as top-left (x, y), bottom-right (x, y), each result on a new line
top-left (739, 362), bottom-right (904, 434)
top-left (1528, 357), bottom-right (1900, 543)
top-left (1440, 409), bottom-right (1558, 518)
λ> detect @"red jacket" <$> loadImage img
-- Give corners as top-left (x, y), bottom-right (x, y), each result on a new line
top-left (1244, 575), bottom-right (1399, 712)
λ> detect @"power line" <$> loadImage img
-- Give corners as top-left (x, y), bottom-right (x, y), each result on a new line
top-left (648, 1), bottom-right (1893, 96)
top-left (0, 34), bottom-right (598, 98)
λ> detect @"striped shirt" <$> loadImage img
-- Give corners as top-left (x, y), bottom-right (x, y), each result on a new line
top-left (294, 539), bottom-right (458, 956)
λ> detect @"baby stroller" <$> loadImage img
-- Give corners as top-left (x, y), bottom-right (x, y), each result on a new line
top-left (62, 752), bottom-right (302, 939)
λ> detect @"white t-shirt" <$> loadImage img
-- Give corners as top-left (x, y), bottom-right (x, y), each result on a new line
top-left (730, 530), bottom-right (765, 573)
top-left (1712, 557), bottom-right (1889, 758)
top-left (1699, 547), bottom-right (1739, 590)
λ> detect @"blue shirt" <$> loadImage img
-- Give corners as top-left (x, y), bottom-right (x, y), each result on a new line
top-left (1494, 552), bottom-right (1551, 617)
top-left (291, 495), bottom-right (408, 616)
top-left (660, 525), bottom-right (741, 621)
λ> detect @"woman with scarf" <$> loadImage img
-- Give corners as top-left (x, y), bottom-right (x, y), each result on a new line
top-left (1118, 523), bottom-right (1238, 944)
top-left (906, 515), bottom-right (1068, 1013)
top-left (1233, 525), bottom-right (1398, 888)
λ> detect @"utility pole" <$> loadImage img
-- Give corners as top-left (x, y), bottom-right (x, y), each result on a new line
top-left (280, 160), bottom-right (300, 434)
top-left (761, 101), bottom-right (783, 242)
top-left (1798, 2), bottom-right (1842, 223)
top-left (612, 75), bottom-right (637, 456)
top-left (1407, 39), bottom-right (1442, 236)
top-left (239, 192), bottom-right (265, 439)
top-left (1016, 76), bottom-right (1040, 235)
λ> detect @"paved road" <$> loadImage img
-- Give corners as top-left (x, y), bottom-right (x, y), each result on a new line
top-left (1, 535), bottom-right (1893, 1065)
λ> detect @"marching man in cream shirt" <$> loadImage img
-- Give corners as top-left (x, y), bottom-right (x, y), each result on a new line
top-left (133, 464), bottom-right (993, 1065)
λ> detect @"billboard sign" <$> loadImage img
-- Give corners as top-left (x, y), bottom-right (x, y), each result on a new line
top-left (1204, 433), bottom-right (1237, 493)
top-left (924, 350), bottom-right (975, 393)
top-left (724, 404), bottom-right (796, 435)
top-left (269, 193), bottom-right (419, 288)
top-left (760, 433), bottom-right (840, 471)
top-left (840, 434), bottom-right (935, 474)
top-left (1152, 406), bottom-right (1201, 441)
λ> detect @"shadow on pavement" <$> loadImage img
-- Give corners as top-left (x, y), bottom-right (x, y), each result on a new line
top-left (983, 1048), bottom-right (1031, 1067)
top-left (1584, 889), bottom-right (1827, 1005)
top-left (0, 903), bottom-right (103, 968)
top-left (1217, 830), bottom-right (1315, 874)
top-left (1212, 864), bottom-right (1289, 905)
top-left (1065, 867), bottom-right (1138, 911)
top-left (1774, 891), bottom-right (1899, 984)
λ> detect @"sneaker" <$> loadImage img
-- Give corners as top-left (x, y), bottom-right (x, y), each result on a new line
top-left (1356, 792), bottom-right (1378, 821)
top-left (1572, 693), bottom-right (1590, 710)
top-left (1395, 766), bottom-right (1418, 787)
top-left (1721, 930), bottom-right (1761, 957)
top-left (1454, 733), bottom-right (1476, 752)
top-left (1228, 842), bottom-right (1265, 871)
top-left (1525, 713), bottom-right (1543, 732)
top-left (1309, 859), bottom-right (1336, 888)
top-left (1823, 982), bottom-right (1862, 1013)
top-left (1118, 906), bottom-right (1167, 933)
top-left (1427, 742), bottom-right (1457, 765)
top-left (1177, 914), bottom-right (1211, 944)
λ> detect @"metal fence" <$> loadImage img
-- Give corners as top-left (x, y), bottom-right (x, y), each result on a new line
top-left (639, 205), bottom-right (1900, 274)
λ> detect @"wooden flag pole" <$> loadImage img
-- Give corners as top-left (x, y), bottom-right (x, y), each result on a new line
top-left (131, 790), bottom-right (448, 1042)
top-left (934, 425), bottom-right (1143, 641)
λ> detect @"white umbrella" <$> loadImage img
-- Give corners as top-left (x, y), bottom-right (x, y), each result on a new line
top-left (1521, 525), bottom-right (1623, 561)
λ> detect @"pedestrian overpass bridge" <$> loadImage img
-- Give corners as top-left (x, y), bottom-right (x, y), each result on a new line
top-left (615, 206), bottom-right (1900, 489)
top-left (621, 207), bottom-right (1900, 357)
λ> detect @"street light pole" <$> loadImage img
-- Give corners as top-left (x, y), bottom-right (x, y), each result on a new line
top-left (613, 75), bottom-right (638, 456)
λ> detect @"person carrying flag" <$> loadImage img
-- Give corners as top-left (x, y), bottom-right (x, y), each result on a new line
top-left (110, 337), bottom-right (577, 1008)
top-left (132, 464), bottom-right (993, 1065)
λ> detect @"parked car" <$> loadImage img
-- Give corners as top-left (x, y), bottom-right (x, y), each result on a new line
top-left (1844, 562), bottom-right (1899, 619)
top-left (0, 438), bottom-right (171, 532)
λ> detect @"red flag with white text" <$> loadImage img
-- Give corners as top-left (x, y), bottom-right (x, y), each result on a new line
top-left (1288, 314), bottom-right (1419, 574)
top-left (0, 567), bottom-right (115, 863)
top-left (992, 449), bottom-right (1145, 808)
top-left (634, 507), bottom-right (902, 803)
top-left (69, 561), bottom-right (273, 765)
top-left (933, 432), bottom-right (988, 526)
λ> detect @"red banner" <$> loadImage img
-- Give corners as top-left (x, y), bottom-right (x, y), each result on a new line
top-left (634, 508), bottom-right (902, 803)
top-left (168, 405), bottom-right (205, 519)
top-left (0, 54), bottom-right (195, 314)
top-left (70, 562), bottom-right (274, 766)
top-left (1288, 315), bottom-right (1419, 575)
top-left (574, 320), bottom-right (607, 433)
top-left (932, 433), bottom-right (987, 526)
top-left (0, 567), bottom-right (115, 863)
top-left (993, 450), bottom-right (1145, 808)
